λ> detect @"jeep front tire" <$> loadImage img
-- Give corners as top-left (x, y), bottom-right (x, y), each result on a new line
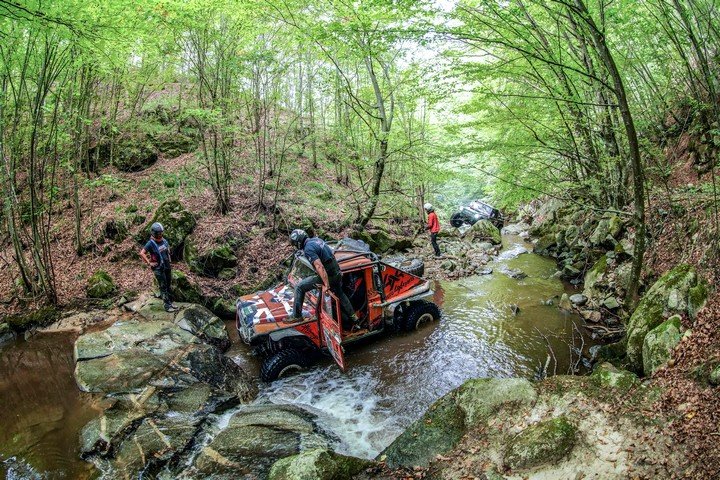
top-left (260, 348), bottom-right (307, 382)
top-left (402, 302), bottom-right (441, 331)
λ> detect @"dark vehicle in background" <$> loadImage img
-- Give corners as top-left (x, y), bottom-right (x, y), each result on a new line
top-left (450, 200), bottom-right (504, 229)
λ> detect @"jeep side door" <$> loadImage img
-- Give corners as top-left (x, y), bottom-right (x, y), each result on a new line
top-left (319, 288), bottom-right (346, 371)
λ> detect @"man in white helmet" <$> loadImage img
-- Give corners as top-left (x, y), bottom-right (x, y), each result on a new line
top-left (424, 203), bottom-right (441, 257)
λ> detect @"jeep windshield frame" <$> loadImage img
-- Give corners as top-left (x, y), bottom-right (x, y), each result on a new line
top-left (287, 255), bottom-right (317, 288)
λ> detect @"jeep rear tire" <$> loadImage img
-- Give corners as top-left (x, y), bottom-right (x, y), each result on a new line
top-left (402, 302), bottom-right (441, 331)
top-left (260, 348), bottom-right (307, 382)
top-left (450, 212), bottom-right (467, 228)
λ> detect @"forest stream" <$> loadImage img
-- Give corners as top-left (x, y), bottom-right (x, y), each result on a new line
top-left (0, 235), bottom-right (598, 479)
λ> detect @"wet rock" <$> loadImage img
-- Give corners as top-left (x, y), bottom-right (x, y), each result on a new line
top-left (626, 264), bottom-right (699, 372)
top-left (73, 319), bottom-right (255, 400)
top-left (192, 405), bottom-right (332, 476)
top-left (5, 305), bottom-right (60, 332)
top-left (510, 304), bottom-right (521, 315)
top-left (569, 294), bottom-right (588, 306)
top-left (382, 378), bottom-right (536, 468)
top-left (465, 220), bottom-right (501, 245)
top-left (137, 200), bottom-right (196, 253)
top-left (642, 315), bottom-right (682, 376)
top-left (87, 270), bottom-right (117, 299)
top-left (174, 304), bottom-right (230, 351)
top-left (268, 448), bottom-right (372, 480)
top-left (0, 321), bottom-right (15, 346)
top-left (503, 416), bottom-right (576, 470)
top-left (580, 310), bottom-right (602, 322)
top-left (558, 294), bottom-right (572, 311)
top-left (501, 222), bottom-right (530, 235)
top-left (591, 362), bottom-right (639, 390)
top-left (500, 266), bottom-right (527, 280)
top-left (111, 416), bottom-right (198, 477)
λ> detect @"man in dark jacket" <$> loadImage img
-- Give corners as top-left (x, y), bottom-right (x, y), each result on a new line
top-left (139, 222), bottom-right (178, 312)
top-left (425, 203), bottom-right (441, 257)
top-left (288, 229), bottom-right (357, 329)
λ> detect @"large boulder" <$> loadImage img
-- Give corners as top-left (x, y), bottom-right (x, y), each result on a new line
top-left (73, 319), bottom-right (254, 399)
top-left (137, 200), bottom-right (196, 254)
top-left (190, 404), bottom-right (334, 476)
top-left (589, 214), bottom-right (623, 247)
top-left (591, 362), bottom-right (639, 390)
top-left (113, 134), bottom-right (158, 172)
top-left (353, 229), bottom-right (396, 253)
top-left (86, 270), bottom-right (117, 299)
top-left (642, 315), bottom-right (682, 376)
top-left (184, 240), bottom-right (238, 277)
top-left (503, 416), bottom-right (577, 471)
top-left (171, 270), bottom-right (204, 304)
top-left (150, 131), bottom-right (198, 158)
top-left (465, 220), bottom-right (501, 245)
top-left (174, 304), bottom-right (230, 351)
top-left (382, 378), bottom-right (536, 468)
top-left (626, 264), bottom-right (700, 372)
top-left (269, 448), bottom-right (372, 480)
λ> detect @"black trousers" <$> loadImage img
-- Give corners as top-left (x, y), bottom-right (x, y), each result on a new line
top-left (430, 232), bottom-right (441, 256)
top-left (153, 267), bottom-right (173, 307)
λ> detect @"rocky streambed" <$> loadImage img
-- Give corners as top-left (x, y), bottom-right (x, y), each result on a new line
top-left (1, 220), bottom-right (696, 479)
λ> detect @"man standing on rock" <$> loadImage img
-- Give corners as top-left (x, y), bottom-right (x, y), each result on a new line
top-left (425, 203), bottom-right (441, 257)
top-left (139, 222), bottom-right (178, 312)
top-left (288, 229), bottom-right (357, 329)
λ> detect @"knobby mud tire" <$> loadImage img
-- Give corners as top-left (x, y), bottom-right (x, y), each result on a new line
top-left (260, 348), bottom-right (307, 382)
top-left (384, 257), bottom-right (425, 277)
top-left (402, 301), bottom-right (441, 331)
top-left (450, 212), bottom-right (466, 228)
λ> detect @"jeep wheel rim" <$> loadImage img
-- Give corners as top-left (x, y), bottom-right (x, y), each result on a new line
top-left (278, 364), bottom-right (302, 378)
top-left (415, 312), bottom-right (434, 329)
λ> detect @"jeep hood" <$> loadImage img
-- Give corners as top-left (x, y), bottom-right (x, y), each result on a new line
top-left (237, 283), bottom-right (295, 329)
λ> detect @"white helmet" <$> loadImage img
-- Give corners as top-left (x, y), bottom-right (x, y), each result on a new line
top-left (424, 203), bottom-right (433, 212)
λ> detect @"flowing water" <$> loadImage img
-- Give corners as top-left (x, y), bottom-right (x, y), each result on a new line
top-left (0, 235), bottom-right (596, 477)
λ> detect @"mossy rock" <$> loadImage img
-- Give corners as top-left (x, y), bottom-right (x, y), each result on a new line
top-left (466, 220), bottom-right (502, 245)
top-left (687, 283), bottom-right (709, 319)
top-left (589, 214), bottom-right (622, 247)
top-left (5, 306), bottom-right (59, 332)
top-left (534, 234), bottom-right (557, 256)
top-left (591, 362), bottom-right (639, 390)
top-left (87, 270), bottom-right (117, 299)
top-left (626, 264), bottom-right (698, 372)
top-left (269, 448), bottom-right (372, 480)
top-left (137, 200), bottom-right (196, 253)
top-left (642, 315), bottom-right (682, 376)
top-left (150, 131), bottom-right (198, 158)
top-left (382, 378), bottom-right (536, 468)
top-left (504, 416), bottom-right (577, 471)
top-left (353, 229), bottom-right (396, 254)
top-left (185, 241), bottom-right (238, 277)
top-left (113, 135), bottom-right (158, 172)
top-left (171, 270), bottom-right (204, 305)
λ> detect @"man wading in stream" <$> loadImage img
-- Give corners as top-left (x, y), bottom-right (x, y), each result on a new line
top-left (287, 229), bottom-right (358, 330)
top-left (139, 222), bottom-right (178, 312)
top-left (425, 203), bottom-right (442, 257)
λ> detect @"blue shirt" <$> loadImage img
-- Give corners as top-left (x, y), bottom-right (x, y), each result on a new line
top-left (144, 238), bottom-right (170, 269)
top-left (303, 237), bottom-right (334, 265)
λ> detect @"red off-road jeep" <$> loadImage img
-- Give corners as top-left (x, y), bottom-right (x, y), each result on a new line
top-left (236, 240), bottom-right (440, 381)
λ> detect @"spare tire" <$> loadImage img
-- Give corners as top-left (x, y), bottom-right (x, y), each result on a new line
top-left (450, 212), bottom-right (467, 228)
top-left (383, 256), bottom-right (425, 277)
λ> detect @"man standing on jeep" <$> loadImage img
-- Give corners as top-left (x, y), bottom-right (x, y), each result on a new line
top-left (288, 229), bottom-right (357, 329)
top-left (139, 222), bottom-right (178, 312)
top-left (425, 203), bottom-right (441, 257)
